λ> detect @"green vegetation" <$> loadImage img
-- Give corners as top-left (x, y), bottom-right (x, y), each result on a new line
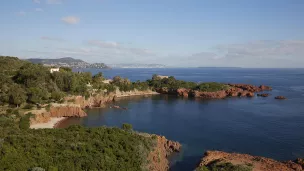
top-left (122, 123), bottom-right (133, 131)
top-left (196, 161), bottom-right (253, 171)
top-left (146, 74), bottom-right (229, 92)
top-left (147, 74), bottom-right (197, 90)
top-left (1, 56), bottom-right (230, 109)
top-left (0, 115), bottom-right (155, 171)
top-left (196, 82), bottom-right (230, 92)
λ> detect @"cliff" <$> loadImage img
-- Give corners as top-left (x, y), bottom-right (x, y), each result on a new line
top-left (66, 89), bottom-right (158, 108)
top-left (196, 151), bottom-right (304, 171)
top-left (146, 135), bottom-right (181, 171)
top-left (29, 105), bottom-right (87, 125)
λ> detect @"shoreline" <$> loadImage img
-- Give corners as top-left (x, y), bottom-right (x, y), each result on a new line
top-left (30, 92), bottom-right (160, 129)
top-left (115, 91), bottom-right (159, 98)
top-left (30, 117), bottom-right (67, 129)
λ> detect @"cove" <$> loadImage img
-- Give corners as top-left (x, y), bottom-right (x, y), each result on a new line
top-left (58, 93), bottom-right (304, 170)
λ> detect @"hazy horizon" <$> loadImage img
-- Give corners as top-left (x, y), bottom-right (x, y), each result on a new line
top-left (1, 0), bottom-right (304, 68)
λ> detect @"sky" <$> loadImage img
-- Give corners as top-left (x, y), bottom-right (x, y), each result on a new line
top-left (0, 0), bottom-right (304, 67)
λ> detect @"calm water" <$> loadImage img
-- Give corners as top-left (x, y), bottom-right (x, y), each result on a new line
top-left (62, 68), bottom-right (304, 170)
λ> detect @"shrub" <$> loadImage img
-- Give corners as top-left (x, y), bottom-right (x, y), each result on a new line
top-left (23, 103), bottom-right (34, 109)
top-left (122, 123), bottom-right (133, 131)
top-left (6, 109), bottom-right (13, 114)
top-left (19, 114), bottom-right (31, 130)
top-left (45, 104), bottom-right (51, 112)
top-left (196, 82), bottom-right (230, 92)
top-left (206, 162), bottom-right (253, 171)
top-left (67, 99), bottom-right (75, 103)
top-left (51, 91), bottom-right (65, 102)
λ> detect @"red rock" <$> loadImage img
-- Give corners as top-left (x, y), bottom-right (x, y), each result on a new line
top-left (257, 93), bottom-right (269, 97)
top-left (147, 135), bottom-right (181, 171)
top-left (50, 106), bottom-right (87, 117)
top-left (177, 88), bottom-right (190, 97)
top-left (190, 90), bottom-right (227, 99)
top-left (259, 85), bottom-right (272, 91)
top-left (196, 151), bottom-right (303, 171)
top-left (275, 96), bottom-right (286, 100)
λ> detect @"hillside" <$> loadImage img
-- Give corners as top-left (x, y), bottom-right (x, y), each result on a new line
top-left (27, 57), bottom-right (110, 69)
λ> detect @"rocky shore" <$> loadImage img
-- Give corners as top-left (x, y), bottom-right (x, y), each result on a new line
top-left (196, 151), bottom-right (304, 171)
top-left (29, 90), bottom-right (159, 128)
top-left (144, 134), bottom-right (181, 171)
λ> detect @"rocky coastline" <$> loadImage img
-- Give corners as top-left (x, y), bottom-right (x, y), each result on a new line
top-left (196, 151), bottom-right (304, 171)
top-left (29, 90), bottom-right (159, 128)
top-left (156, 84), bottom-right (272, 99)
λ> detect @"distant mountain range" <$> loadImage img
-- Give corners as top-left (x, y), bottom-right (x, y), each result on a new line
top-left (109, 63), bottom-right (166, 68)
top-left (26, 57), bottom-right (110, 69)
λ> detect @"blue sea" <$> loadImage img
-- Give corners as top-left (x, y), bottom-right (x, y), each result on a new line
top-left (63, 68), bottom-right (304, 170)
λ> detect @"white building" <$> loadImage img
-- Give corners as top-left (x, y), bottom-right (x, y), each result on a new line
top-left (50, 68), bottom-right (60, 73)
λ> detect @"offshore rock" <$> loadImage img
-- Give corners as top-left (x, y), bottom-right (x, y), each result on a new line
top-left (275, 96), bottom-right (287, 100)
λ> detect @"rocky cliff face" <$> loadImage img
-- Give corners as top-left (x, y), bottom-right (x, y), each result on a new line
top-left (49, 106), bottom-right (87, 117)
top-left (147, 135), bottom-right (181, 171)
top-left (66, 89), bottom-right (158, 108)
top-left (29, 105), bottom-right (87, 125)
top-left (197, 151), bottom-right (303, 171)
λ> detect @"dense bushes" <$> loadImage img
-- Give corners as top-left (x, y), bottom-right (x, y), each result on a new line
top-left (19, 113), bottom-right (32, 130)
top-left (147, 75), bottom-right (197, 90)
top-left (0, 124), bottom-right (154, 171)
top-left (196, 82), bottom-right (230, 92)
top-left (0, 56), bottom-right (91, 107)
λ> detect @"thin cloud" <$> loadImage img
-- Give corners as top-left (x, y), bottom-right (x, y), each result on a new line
top-left (46, 0), bottom-right (63, 4)
top-left (88, 40), bottom-right (120, 48)
top-left (35, 8), bottom-right (44, 12)
top-left (87, 40), bottom-right (156, 56)
top-left (33, 0), bottom-right (41, 3)
top-left (61, 16), bottom-right (80, 24)
top-left (16, 11), bottom-right (26, 16)
top-left (41, 36), bottom-right (64, 42)
top-left (184, 40), bottom-right (304, 68)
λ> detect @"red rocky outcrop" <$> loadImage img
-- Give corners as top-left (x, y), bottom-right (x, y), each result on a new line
top-left (177, 88), bottom-right (190, 97)
top-left (197, 151), bottom-right (304, 171)
top-left (190, 90), bottom-right (227, 99)
top-left (147, 135), bottom-right (181, 171)
top-left (50, 106), bottom-right (87, 117)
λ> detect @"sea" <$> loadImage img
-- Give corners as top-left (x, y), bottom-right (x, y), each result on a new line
top-left (59, 68), bottom-right (304, 171)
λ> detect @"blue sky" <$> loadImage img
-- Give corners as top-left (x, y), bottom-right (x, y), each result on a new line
top-left (1, 0), bottom-right (304, 67)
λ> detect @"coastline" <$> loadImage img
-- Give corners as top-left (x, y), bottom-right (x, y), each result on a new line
top-left (115, 91), bottom-right (159, 98)
top-left (30, 117), bottom-right (66, 129)
top-left (29, 92), bottom-right (160, 129)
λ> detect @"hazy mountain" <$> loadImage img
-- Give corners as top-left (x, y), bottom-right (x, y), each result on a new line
top-left (109, 63), bottom-right (166, 68)
top-left (26, 57), bottom-right (110, 69)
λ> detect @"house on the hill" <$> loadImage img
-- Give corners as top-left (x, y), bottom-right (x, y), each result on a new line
top-left (50, 68), bottom-right (60, 73)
